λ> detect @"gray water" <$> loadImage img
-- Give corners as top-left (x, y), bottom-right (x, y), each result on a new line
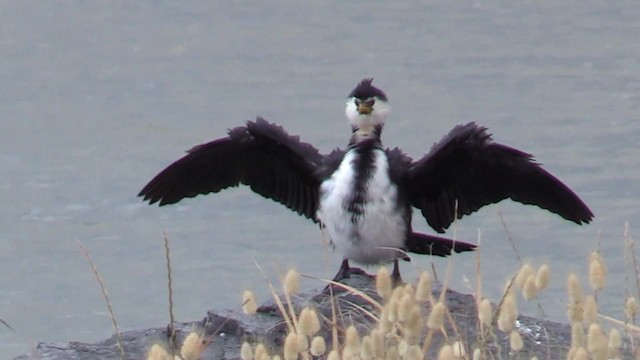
top-left (1, 1), bottom-right (639, 358)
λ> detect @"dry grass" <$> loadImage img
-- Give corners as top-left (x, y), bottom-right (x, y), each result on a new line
top-left (77, 240), bottom-right (125, 360)
top-left (231, 226), bottom-right (639, 360)
top-left (71, 225), bottom-right (639, 360)
top-left (163, 231), bottom-right (177, 353)
top-left (0, 317), bottom-right (15, 333)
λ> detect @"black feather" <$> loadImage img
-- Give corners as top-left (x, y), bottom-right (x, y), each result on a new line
top-left (348, 78), bottom-right (388, 101)
top-left (405, 232), bottom-right (476, 257)
top-left (139, 83), bottom-right (593, 272)
top-left (138, 117), bottom-right (322, 221)
top-left (408, 122), bottom-right (594, 232)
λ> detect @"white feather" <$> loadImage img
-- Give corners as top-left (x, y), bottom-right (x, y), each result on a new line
top-left (345, 97), bottom-right (390, 130)
top-left (317, 149), bottom-right (405, 265)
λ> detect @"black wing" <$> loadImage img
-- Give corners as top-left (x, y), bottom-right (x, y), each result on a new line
top-left (139, 117), bottom-right (323, 221)
top-left (409, 122), bottom-right (594, 233)
top-left (314, 147), bottom-right (352, 183)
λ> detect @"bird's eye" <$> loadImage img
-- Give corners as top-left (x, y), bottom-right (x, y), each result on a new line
top-left (365, 98), bottom-right (375, 106)
top-left (354, 98), bottom-right (361, 106)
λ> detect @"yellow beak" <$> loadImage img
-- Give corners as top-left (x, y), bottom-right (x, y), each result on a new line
top-left (357, 103), bottom-right (373, 114)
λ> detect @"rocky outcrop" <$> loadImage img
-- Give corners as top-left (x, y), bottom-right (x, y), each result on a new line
top-left (13, 270), bottom-right (630, 359)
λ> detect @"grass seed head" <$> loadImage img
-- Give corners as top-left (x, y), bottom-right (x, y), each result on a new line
top-left (535, 264), bottom-right (550, 290)
top-left (387, 297), bottom-right (399, 323)
top-left (522, 275), bottom-right (538, 300)
top-left (283, 269), bottom-right (300, 295)
top-left (608, 328), bottom-right (621, 357)
top-left (625, 296), bottom-right (638, 320)
top-left (298, 307), bottom-right (321, 336)
top-left (379, 305), bottom-right (394, 334)
top-left (586, 323), bottom-right (607, 353)
top-left (403, 329), bottom-right (420, 347)
top-left (427, 301), bottom-right (446, 329)
top-left (370, 328), bottom-right (385, 358)
top-left (398, 293), bottom-right (415, 322)
top-left (567, 273), bottom-right (583, 304)
top-left (310, 336), bottom-right (326, 356)
top-left (472, 348), bottom-right (481, 360)
top-left (403, 283), bottom-right (415, 297)
top-left (571, 322), bottom-right (585, 347)
top-left (181, 332), bottom-right (206, 360)
top-left (241, 341), bottom-right (253, 360)
top-left (398, 340), bottom-right (409, 358)
top-left (573, 347), bottom-right (588, 360)
top-left (360, 335), bottom-right (374, 360)
top-left (478, 298), bottom-right (492, 327)
top-left (452, 341), bottom-right (466, 357)
top-left (386, 345), bottom-right (399, 360)
top-left (146, 344), bottom-right (172, 360)
top-left (296, 333), bottom-right (308, 352)
top-left (327, 350), bottom-right (340, 360)
top-left (254, 343), bottom-right (268, 360)
top-left (415, 271), bottom-right (432, 301)
top-left (345, 325), bottom-right (361, 355)
top-left (404, 345), bottom-right (423, 360)
top-left (242, 290), bottom-right (258, 315)
top-left (472, 348), bottom-right (482, 360)
top-left (283, 332), bottom-right (299, 360)
top-left (376, 266), bottom-right (392, 300)
top-left (568, 302), bottom-right (584, 323)
top-left (583, 295), bottom-right (598, 325)
top-left (589, 252), bottom-right (607, 291)
top-left (504, 278), bottom-right (516, 299)
top-left (390, 286), bottom-right (405, 304)
top-left (515, 263), bottom-right (535, 289)
top-left (497, 315), bottom-right (513, 333)
top-left (437, 344), bottom-right (454, 360)
top-left (510, 330), bottom-right (524, 352)
top-left (497, 294), bottom-right (518, 332)
top-left (404, 305), bottom-right (424, 344)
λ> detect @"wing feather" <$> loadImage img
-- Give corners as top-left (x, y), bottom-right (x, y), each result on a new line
top-left (409, 122), bottom-right (593, 232)
top-left (139, 117), bottom-right (322, 221)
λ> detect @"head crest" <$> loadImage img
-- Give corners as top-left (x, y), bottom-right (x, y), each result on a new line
top-left (348, 78), bottom-right (388, 101)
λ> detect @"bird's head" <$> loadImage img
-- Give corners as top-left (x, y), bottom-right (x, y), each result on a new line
top-left (345, 78), bottom-right (390, 141)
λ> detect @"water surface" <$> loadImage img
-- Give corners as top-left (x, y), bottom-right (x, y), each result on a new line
top-left (1, 1), bottom-right (639, 358)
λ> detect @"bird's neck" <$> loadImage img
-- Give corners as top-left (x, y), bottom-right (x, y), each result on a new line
top-left (349, 123), bottom-right (383, 146)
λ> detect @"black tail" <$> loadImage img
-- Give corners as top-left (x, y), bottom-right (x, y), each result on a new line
top-left (405, 232), bottom-right (476, 257)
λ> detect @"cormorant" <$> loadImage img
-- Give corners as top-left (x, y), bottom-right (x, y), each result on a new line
top-left (139, 78), bottom-right (593, 283)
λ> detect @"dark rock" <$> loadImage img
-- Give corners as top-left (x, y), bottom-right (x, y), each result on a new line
top-left (13, 270), bottom-right (633, 359)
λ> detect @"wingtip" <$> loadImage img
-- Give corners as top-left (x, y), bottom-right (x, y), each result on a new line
top-left (137, 188), bottom-right (150, 201)
top-left (570, 202), bottom-right (594, 225)
top-left (137, 186), bottom-right (163, 206)
top-left (581, 213), bottom-right (595, 225)
top-left (583, 212), bottom-right (595, 224)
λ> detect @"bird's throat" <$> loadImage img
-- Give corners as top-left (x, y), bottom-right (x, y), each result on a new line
top-left (350, 123), bottom-right (383, 145)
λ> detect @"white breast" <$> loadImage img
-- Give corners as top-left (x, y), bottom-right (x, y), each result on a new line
top-left (317, 149), bottom-right (406, 265)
